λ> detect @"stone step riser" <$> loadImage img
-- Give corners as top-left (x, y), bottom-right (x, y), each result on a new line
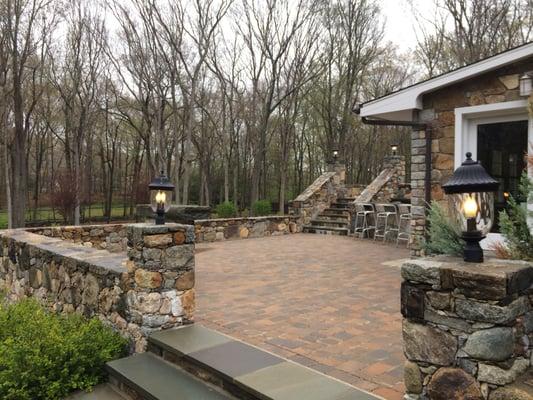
top-left (303, 227), bottom-right (348, 236)
top-left (147, 342), bottom-right (257, 400)
top-left (310, 220), bottom-right (349, 227)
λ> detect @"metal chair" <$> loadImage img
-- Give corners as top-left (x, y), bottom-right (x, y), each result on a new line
top-left (397, 204), bottom-right (411, 247)
top-left (374, 203), bottom-right (398, 242)
top-left (354, 203), bottom-right (376, 239)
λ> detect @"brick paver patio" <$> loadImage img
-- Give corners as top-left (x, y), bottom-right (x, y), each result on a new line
top-left (195, 234), bottom-right (409, 400)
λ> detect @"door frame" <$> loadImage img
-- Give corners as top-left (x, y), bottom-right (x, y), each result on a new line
top-left (454, 99), bottom-right (533, 248)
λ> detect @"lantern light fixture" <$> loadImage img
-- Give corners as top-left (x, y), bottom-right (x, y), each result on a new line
top-left (332, 149), bottom-right (339, 163)
top-left (390, 144), bottom-right (399, 156)
top-left (519, 72), bottom-right (533, 97)
top-left (148, 171), bottom-right (175, 225)
top-left (442, 153), bottom-right (499, 263)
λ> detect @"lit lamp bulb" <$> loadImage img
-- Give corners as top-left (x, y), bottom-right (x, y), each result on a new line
top-left (155, 190), bottom-right (166, 206)
top-left (463, 195), bottom-right (478, 218)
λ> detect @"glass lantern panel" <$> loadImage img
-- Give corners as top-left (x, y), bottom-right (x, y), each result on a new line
top-left (150, 189), bottom-right (173, 212)
top-left (447, 192), bottom-right (494, 236)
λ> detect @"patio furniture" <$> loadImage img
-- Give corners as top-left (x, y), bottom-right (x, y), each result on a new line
top-left (397, 204), bottom-right (411, 247)
top-left (354, 203), bottom-right (376, 239)
top-left (374, 203), bottom-right (398, 242)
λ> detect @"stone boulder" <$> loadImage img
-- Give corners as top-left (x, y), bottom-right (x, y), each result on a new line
top-left (403, 320), bottom-right (457, 366)
top-left (489, 387), bottom-right (533, 400)
top-left (463, 327), bottom-right (514, 361)
top-left (427, 368), bottom-right (483, 400)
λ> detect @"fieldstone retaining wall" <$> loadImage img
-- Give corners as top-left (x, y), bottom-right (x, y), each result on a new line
top-left (0, 223), bottom-right (195, 352)
top-left (194, 216), bottom-right (299, 243)
top-left (28, 224), bottom-right (128, 253)
top-left (401, 256), bottom-right (533, 400)
top-left (289, 163), bottom-right (346, 225)
top-left (356, 155), bottom-right (407, 203)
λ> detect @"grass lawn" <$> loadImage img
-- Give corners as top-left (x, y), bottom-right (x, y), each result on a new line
top-left (0, 204), bottom-right (132, 229)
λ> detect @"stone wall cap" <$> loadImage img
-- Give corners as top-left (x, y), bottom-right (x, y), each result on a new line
top-left (195, 216), bottom-right (297, 224)
top-left (402, 256), bottom-right (533, 299)
top-left (0, 228), bottom-right (127, 275)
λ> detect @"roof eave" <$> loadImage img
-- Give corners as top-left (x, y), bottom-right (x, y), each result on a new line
top-left (359, 42), bottom-right (533, 120)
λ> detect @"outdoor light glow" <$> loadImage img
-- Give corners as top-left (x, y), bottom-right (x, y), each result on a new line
top-left (155, 190), bottom-right (166, 205)
top-left (333, 150), bottom-right (338, 157)
top-left (463, 196), bottom-right (478, 219)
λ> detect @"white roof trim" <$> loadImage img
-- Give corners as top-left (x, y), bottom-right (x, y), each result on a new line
top-left (360, 42), bottom-right (533, 120)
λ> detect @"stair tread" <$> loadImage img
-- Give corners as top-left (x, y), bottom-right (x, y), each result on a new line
top-left (311, 219), bottom-right (349, 225)
top-left (303, 225), bottom-right (349, 232)
top-left (106, 352), bottom-right (233, 400)
top-left (148, 325), bottom-right (379, 400)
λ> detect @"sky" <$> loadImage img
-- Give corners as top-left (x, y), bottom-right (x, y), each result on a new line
top-left (381, 0), bottom-right (439, 51)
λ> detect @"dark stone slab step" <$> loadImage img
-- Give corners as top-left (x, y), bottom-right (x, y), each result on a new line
top-left (331, 203), bottom-right (352, 209)
top-left (148, 325), bottom-right (379, 400)
top-left (106, 352), bottom-right (234, 400)
top-left (310, 219), bottom-right (349, 226)
top-left (322, 208), bottom-right (351, 214)
top-left (303, 225), bottom-right (349, 235)
top-left (337, 197), bottom-right (357, 202)
top-left (317, 213), bottom-right (350, 220)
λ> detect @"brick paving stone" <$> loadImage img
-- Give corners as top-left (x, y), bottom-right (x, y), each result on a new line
top-left (196, 234), bottom-right (409, 399)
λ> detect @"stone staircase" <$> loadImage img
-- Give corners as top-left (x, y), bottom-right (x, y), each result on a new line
top-left (303, 197), bottom-right (355, 236)
top-left (104, 324), bottom-right (380, 400)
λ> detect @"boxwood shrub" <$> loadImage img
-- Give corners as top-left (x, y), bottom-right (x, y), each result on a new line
top-left (215, 201), bottom-right (237, 218)
top-left (0, 298), bottom-right (128, 400)
top-left (252, 200), bottom-right (272, 216)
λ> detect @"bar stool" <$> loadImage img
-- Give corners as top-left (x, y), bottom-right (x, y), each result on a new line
top-left (374, 203), bottom-right (398, 242)
top-left (397, 204), bottom-right (411, 247)
top-left (354, 203), bottom-right (375, 239)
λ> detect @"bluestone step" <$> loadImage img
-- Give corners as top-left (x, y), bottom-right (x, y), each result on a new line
top-left (106, 352), bottom-right (234, 400)
top-left (149, 325), bottom-right (381, 400)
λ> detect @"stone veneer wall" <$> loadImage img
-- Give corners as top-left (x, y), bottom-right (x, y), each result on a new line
top-left (409, 56), bottom-right (533, 257)
top-left (401, 256), bottom-right (533, 400)
top-left (194, 216), bottom-right (299, 243)
top-left (289, 163), bottom-right (346, 225)
top-left (0, 223), bottom-right (195, 352)
top-left (28, 224), bottom-right (128, 253)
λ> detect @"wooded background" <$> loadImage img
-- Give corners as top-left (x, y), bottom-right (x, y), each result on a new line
top-left (0, 0), bottom-right (531, 227)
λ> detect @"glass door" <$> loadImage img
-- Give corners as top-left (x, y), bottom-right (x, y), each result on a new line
top-left (477, 120), bottom-right (528, 232)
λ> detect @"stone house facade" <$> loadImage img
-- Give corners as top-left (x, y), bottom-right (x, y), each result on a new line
top-left (358, 42), bottom-right (533, 256)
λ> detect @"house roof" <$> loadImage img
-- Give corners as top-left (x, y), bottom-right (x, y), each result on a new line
top-left (358, 41), bottom-right (533, 122)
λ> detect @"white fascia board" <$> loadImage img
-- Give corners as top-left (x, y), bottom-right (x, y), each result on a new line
top-left (360, 42), bottom-right (533, 119)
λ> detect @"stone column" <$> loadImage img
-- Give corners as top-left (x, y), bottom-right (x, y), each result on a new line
top-left (326, 162), bottom-right (346, 185)
top-left (401, 257), bottom-right (533, 400)
top-left (409, 129), bottom-right (428, 257)
top-left (124, 223), bottom-right (195, 351)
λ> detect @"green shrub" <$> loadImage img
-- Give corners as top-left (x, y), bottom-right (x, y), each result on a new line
top-left (0, 298), bottom-right (128, 400)
top-left (252, 200), bottom-right (272, 216)
top-left (215, 201), bottom-right (237, 218)
top-left (498, 173), bottom-right (533, 260)
top-left (424, 201), bottom-right (465, 256)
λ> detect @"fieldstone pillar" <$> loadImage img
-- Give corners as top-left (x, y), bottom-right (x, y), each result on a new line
top-left (125, 223), bottom-right (195, 351)
top-left (401, 257), bottom-right (533, 400)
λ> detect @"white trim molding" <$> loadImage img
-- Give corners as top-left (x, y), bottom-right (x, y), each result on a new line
top-left (454, 100), bottom-right (530, 168)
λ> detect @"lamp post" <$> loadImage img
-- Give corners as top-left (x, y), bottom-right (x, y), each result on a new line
top-left (390, 144), bottom-right (399, 156)
top-left (442, 153), bottom-right (499, 263)
top-left (149, 171), bottom-right (175, 225)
